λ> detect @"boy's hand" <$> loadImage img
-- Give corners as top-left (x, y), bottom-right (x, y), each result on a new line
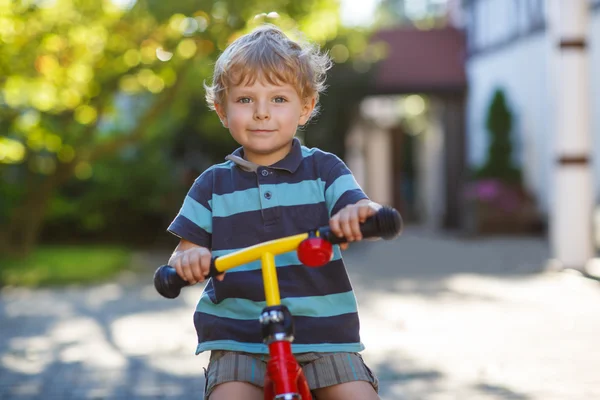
top-left (169, 244), bottom-right (224, 284)
top-left (329, 200), bottom-right (381, 250)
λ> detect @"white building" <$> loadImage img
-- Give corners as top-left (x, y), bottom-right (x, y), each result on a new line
top-left (464, 0), bottom-right (600, 218)
top-left (345, 26), bottom-right (467, 229)
top-left (347, 0), bottom-right (600, 242)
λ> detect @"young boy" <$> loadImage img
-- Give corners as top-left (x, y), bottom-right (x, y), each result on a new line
top-left (167, 24), bottom-right (381, 400)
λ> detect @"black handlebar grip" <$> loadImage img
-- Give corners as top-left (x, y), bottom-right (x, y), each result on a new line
top-left (318, 206), bottom-right (403, 245)
top-left (153, 258), bottom-right (221, 299)
top-left (153, 264), bottom-right (189, 299)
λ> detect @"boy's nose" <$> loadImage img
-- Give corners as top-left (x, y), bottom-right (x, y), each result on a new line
top-left (253, 102), bottom-right (270, 120)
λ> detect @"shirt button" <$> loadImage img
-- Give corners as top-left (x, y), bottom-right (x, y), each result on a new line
top-left (264, 191), bottom-right (272, 199)
top-left (261, 169), bottom-right (269, 177)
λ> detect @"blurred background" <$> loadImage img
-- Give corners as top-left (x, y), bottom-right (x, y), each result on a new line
top-left (0, 0), bottom-right (572, 277)
top-left (2, 0), bottom-right (600, 399)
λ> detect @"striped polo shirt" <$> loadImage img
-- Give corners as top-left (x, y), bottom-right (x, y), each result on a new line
top-left (168, 138), bottom-right (368, 355)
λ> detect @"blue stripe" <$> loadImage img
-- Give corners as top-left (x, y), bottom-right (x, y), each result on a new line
top-left (212, 245), bottom-right (342, 273)
top-left (179, 195), bottom-right (212, 233)
top-left (205, 258), bottom-right (353, 302)
top-left (325, 174), bottom-right (363, 215)
top-left (195, 341), bottom-right (364, 355)
top-left (212, 203), bottom-right (330, 250)
top-left (196, 291), bottom-right (358, 320)
top-left (212, 180), bottom-right (326, 217)
top-left (347, 353), bottom-right (358, 380)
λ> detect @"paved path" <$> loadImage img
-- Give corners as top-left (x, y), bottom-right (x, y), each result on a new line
top-left (1, 226), bottom-right (600, 399)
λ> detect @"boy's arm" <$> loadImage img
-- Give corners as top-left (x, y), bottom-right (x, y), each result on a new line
top-left (323, 154), bottom-right (381, 248)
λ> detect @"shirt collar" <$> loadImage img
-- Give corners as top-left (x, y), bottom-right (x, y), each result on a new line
top-left (225, 138), bottom-right (303, 173)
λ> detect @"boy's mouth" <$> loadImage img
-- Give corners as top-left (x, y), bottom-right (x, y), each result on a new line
top-left (249, 129), bottom-right (276, 134)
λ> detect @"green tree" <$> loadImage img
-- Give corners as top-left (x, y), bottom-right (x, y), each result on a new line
top-left (477, 88), bottom-right (521, 183)
top-left (0, 0), bottom-right (375, 256)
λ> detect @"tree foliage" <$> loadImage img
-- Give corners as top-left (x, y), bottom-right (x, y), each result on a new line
top-left (0, 0), bottom-right (377, 255)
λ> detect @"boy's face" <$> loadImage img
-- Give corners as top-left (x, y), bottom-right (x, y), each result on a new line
top-left (215, 78), bottom-right (315, 165)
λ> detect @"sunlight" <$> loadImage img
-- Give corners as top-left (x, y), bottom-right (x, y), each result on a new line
top-left (84, 283), bottom-right (123, 309)
top-left (29, 83), bottom-right (57, 111)
top-left (108, 0), bottom-right (136, 11)
top-left (356, 268), bottom-right (600, 398)
top-left (51, 317), bottom-right (127, 368)
top-left (1, 336), bottom-right (53, 375)
top-left (330, 43), bottom-right (350, 63)
top-left (111, 309), bottom-right (198, 356)
top-left (403, 94), bottom-right (426, 116)
top-left (340, 0), bottom-right (379, 27)
top-left (123, 49), bottom-right (141, 67)
top-left (156, 47), bottom-right (174, 62)
top-left (74, 105), bottom-right (97, 125)
top-left (147, 353), bottom-right (208, 377)
top-left (177, 39), bottom-right (197, 59)
top-left (74, 161), bottom-right (93, 179)
top-left (0, 137), bottom-right (26, 164)
top-left (585, 258), bottom-right (600, 277)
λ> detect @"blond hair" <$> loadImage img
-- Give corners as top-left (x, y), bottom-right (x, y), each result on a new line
top-left (205, 24), bottom-right (332, 119)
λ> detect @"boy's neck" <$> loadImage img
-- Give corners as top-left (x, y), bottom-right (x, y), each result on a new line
top-left (243, 140), bottom-right (294, 166)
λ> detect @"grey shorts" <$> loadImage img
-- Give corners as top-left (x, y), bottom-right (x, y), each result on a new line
top-left (203, 350), bottom-right (379, 399)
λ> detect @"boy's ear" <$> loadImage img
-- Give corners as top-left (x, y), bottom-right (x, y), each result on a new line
top-left (214, 103), bottom-right (229, 128)
top-left (298, 96), bottom-right (316, 126)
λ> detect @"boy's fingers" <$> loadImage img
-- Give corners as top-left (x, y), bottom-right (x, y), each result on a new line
top-left (329, 216), bottom-right (343, 237)
top-left (173, 258), bottom-right (183, 281)
top-left (339, 215), bottom-right (354, 241)
top-left (358, 205), bottom-right (372, 222)
top-left (190, 253), bottom-right (205, 283)
top-left (181, 253), bottom-right (196, 284)
top-left (350, 210), bottom-right (363, 240)
top-left (199, 251), bottom-right (213, 278)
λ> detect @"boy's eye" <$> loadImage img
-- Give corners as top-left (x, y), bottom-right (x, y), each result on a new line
top-left (273, 96), bottom-right (287, 103)
top-left (237, 97), bottom-right (252, 104)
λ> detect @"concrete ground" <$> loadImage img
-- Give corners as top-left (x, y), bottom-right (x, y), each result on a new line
top-left (1, 226), bottom-right (599, 399)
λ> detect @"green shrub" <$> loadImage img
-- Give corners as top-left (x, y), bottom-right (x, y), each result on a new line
top-left (475, 88), bottom-right (522, 183)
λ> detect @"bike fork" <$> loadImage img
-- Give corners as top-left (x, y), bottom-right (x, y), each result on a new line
top-left (260, 305), bottom-right (312, 400)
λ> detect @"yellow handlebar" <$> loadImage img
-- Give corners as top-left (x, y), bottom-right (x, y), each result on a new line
top-left (213, 233), bottom-right (309, 306)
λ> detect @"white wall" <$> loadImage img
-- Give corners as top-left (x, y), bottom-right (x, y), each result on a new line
top-left (590, 11), bottom-right (600, 205)
top-left (466, 8), bottom-right (600, 216)
top-left (465, 31), bottom-right (553, 213)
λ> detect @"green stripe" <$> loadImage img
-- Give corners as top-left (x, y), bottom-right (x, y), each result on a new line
top-left (196, 291), bottom-right (357, 320)
top-left (195, 340), bottom-right (364, 355)
top-left (325, 174), bottom-right (362, 215)
top-left (180, 195), bottom-right (212, 233)
top-left (211, 180), bottom-right (326, 217)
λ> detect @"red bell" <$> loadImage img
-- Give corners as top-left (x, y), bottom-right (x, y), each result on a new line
top-left (297, 237), bottom-right (333, 267)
